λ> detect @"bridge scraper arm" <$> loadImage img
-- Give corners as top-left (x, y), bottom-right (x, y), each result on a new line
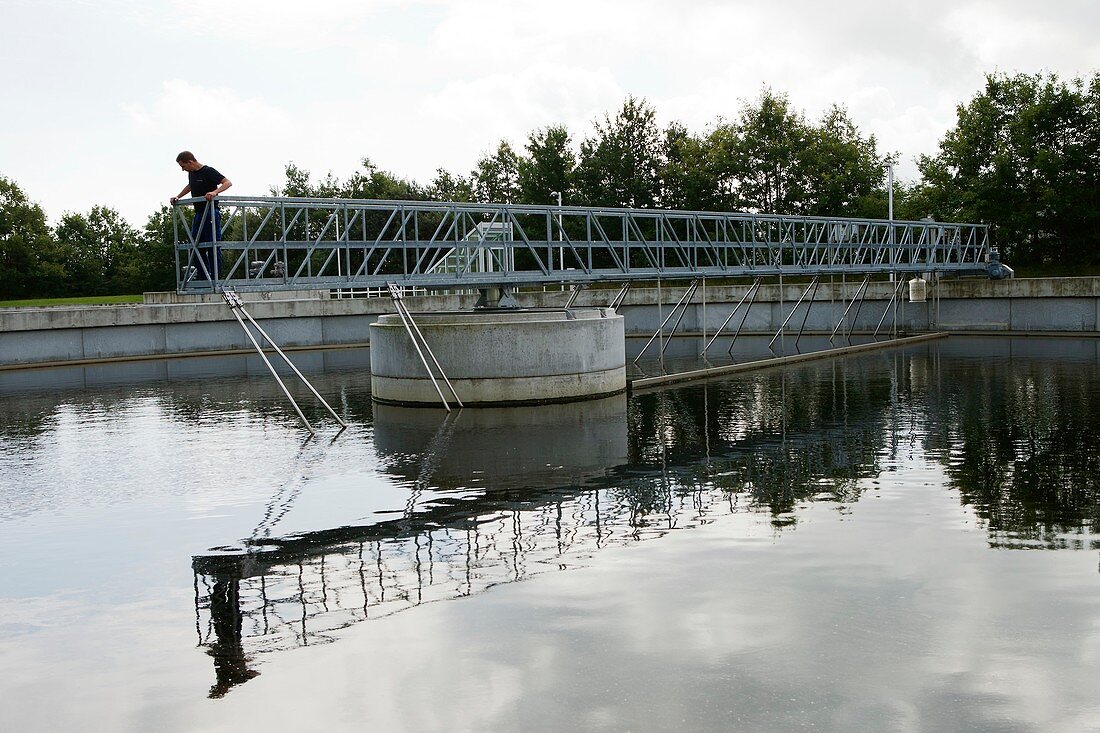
top-left (172, 196), bottom-right (1003, 294)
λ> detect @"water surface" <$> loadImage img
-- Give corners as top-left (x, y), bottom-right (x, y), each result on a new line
top-left (1, 336), bottom-right (1098, 731)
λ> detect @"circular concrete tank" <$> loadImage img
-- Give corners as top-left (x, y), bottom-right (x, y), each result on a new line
top-left (370, 307), bottom-right (625, 406)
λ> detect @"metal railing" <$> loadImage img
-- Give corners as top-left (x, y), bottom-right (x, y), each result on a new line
top-left (173, 196), bottom-right (995, 293)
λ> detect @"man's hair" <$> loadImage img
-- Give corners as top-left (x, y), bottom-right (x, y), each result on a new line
top-left (176, 151), bottom-right (197, 163)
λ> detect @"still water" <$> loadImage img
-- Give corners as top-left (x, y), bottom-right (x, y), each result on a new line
top-left (1, 337), bottom-right (1098, 731)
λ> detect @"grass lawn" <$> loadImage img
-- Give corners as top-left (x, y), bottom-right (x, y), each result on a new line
top-left (0, 294), bottom-right (144, 308)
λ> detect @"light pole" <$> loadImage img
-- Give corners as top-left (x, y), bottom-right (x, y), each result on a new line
top-left (551, 191), bottom-right (563, 273)
top-left (886, 157), bottom-right (895, 223)
top-left (885, 157), bottom-right (896, 281)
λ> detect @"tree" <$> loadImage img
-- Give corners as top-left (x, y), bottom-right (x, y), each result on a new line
top-left (55, 206), bottom-right (140, 295)
top-left (659, 122), bottom-right (718, 210)
top-left (472, 142), bottom-right (520, 204)
top-left (802, 106), bottom-right (886, 218)
top-left (727, 89), bottom-right (813, 214)
top-left (577, 96), bottom-right (663, 208)
top-left (914, 72), bottom-right (1100, 265)
top-left (344, 157), bottom-right (425, 201)
top-left (0, 175), bottom-right (54, 299)
top-left (428, 168), bottom-right (474, 202)
top-left (129, 206), bottom-right (176, 293)
top-left (518, 125), bottom-right (577, 205)
top-left (274, 159), bottom-right (424, 201)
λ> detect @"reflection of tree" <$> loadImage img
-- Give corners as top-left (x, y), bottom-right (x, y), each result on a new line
top-left (189, 344), bottom-right (1100, 698)
top-left (923, 358), bottom-right (1100, 549)
top-left (626, 360), bottom-right (896, 524)
top-left (191, 355), bottom-right (907, 697)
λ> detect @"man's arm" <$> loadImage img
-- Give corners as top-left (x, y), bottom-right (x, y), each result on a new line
top-left (169, 184), bottom-right (191, 205)
top-left (204, 177), bottom-right (232, 201)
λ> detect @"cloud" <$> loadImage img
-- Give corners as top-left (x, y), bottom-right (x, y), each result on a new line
top-left (123, 79), bottom-right (296, 140)
top-left (4, 0), bottom-right (1097, 225)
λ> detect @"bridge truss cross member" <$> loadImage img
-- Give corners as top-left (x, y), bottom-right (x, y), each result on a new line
top-left (171, 196), bottom-right (1008, 294)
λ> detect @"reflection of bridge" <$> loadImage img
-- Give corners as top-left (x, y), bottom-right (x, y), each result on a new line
top-left (173, 196), bottom-right (1000, 293)
top-left (191, 377), bottom-right (892, 698)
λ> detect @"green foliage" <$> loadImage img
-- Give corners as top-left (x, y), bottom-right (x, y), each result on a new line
top-left (518, 125), bottom-right (577, 205)
top-left (55, 206), bottom-right (142, 295)
top-left (4, 72), bottom-right (1097, 296)
top-left (660, 122), bottom-right (718, 210)
top-left (0, 176), bottom-right (54, 299)
top-left (471, 142), bottom-right (520, 204)
top-left (578, 96), bottom-right (663, 207)
top-left (428, 168), bottom-right (474, 202)
top-left (727, 89), bottom-right (813, 214)
top-left (913, 72), bottom-right (1100, 264)
top-left (274, 159), bottom-right (425, 201)
top-left (802, 106), bottom-right (886, 217)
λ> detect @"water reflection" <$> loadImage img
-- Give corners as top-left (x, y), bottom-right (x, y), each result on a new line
top-left (5, 337), bottom-right (1097, 710)
top-left (921, 343), bottom-right (1100, 550)
top-left (190, 357), bottom-right (918, 697)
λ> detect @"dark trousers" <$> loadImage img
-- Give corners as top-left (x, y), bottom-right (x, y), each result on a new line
top-left (190, 206), bottom-right (222, 281)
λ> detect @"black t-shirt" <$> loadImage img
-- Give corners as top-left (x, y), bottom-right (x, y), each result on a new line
top-left (188, 165), bottom-right (225, 212)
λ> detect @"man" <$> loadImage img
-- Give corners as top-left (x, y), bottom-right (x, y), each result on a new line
top-left (170, 151), bottom-right (231, 282)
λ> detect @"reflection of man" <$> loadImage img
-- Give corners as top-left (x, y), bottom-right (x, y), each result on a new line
top-left (205, 576), bottom-right (260, 698)
top-left (170, 151), bottom-right (231, 281)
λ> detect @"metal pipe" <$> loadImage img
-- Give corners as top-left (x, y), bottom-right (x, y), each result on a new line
top-left (635, 279), bottom-right (697, 363)
top-left (227, 305), bottom-right (315, 434)
top-left (848, 279), bottom-right (869, 339)
top-left (702, 278), bottom-right (759, 355)
top-left (726, 280), bottom-right (762, 356)
top-left (769, 275), bottom-right (818, 349)
top-left (792, 276), bottom-right (821, 349)
top-left (236, 307), bottom-right (347, 427)
top-left (660, 279), bottom-right (699, 358)
top-left (389, 299), bottom-right (451, 412)
top-left (610, 282), bottom-right (630, 309)
top-left (874, 278), bottom-right (905, 338)
top-left (830, 277), bottom-right (869, 341)
top-left (393, 294), bottom-right (463, 407)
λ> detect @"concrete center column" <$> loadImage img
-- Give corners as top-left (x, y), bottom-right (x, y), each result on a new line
top-left (369, 307), bottom-right (626, 406)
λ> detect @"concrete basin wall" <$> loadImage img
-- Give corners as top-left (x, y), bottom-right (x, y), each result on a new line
top-left (2, 277), bottom-right (1100, 370)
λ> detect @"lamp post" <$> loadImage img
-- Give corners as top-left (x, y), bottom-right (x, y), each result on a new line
top-left (551, 190), bottom-right (563, 272)
top-left (886, 158), bottom-right (895, 223)
top-left (885, 157), bottom-right (896, 281)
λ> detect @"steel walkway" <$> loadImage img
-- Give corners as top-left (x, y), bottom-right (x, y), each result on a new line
top-left (173, 196), bottom-right (1003, 293)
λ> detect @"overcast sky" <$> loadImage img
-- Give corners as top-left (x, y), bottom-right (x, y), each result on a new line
top-left (2, 0), bottom-right (1097, 225)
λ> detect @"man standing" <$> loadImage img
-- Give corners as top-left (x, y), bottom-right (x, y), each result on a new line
top-left (170, 151), bottom-right (232, 282)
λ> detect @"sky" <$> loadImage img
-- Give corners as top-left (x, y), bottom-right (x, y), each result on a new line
top-left (1, 0), bottom-right (1097, 226)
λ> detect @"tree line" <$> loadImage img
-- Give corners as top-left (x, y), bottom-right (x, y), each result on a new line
top-left (1, 72), bottom-right (1096, 299)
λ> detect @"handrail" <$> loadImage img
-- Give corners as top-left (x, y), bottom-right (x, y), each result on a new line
top-left (171, 196), bottom-right (997, 294)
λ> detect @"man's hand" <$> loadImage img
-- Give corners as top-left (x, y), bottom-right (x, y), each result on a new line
top-left (170, 196), bottom-right (178, 205)
top-left (205, 191), bottom-right (216, 201)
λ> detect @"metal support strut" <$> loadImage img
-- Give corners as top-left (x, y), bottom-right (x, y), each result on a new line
top-left (387, 284), bottom-right (463, 411)
top-left (609, 282), bottom-right (631, 310)
top-left (769, 275), bottom-right (819, 351)
top-left (830, 276), bottom-right (870, 342)
top-left (634, 279), bottom-right (699, 363)
top-left (223, 291), bottom-right (347, 435)
top-left (700, 278), bottom-right (762, 357)
top-left (874, 277), bottom-right (906, 338)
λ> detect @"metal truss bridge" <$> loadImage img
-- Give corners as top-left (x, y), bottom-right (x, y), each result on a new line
top-left (173, 195), bottom-right (1002, 294)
